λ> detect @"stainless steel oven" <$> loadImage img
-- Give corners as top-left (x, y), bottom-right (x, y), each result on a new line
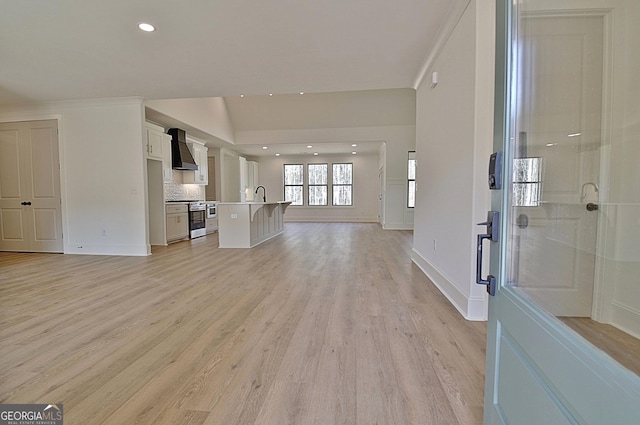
top-left (188, 201), bottom-right (206, 239)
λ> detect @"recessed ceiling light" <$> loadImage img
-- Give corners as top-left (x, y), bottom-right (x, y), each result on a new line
top-left (275, 153), bottom-right (280, 156)
top-left (307, 145), bottom-right (313, 149)
top-left (262, 146), bottom-right (268, 150)
top-left (269, 93), bottom-right (273, 96)
top-left (299, 91), bottom-right (304, 95)
top-left (314, 152), bottom-right (319, 156)
top-left (137, 22), bottom-right (156, 32)
top-left (240, 94), bottom-right (244, 98)
top-left (352, 151), bottom-right (357, 155)
top-left (352, 144), bottom-right (357, 147)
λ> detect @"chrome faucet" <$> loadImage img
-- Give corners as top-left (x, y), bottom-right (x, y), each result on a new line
top-left (580, 182), bottom-right (599, 202)
top-left (255, 185), bottom-right (266, 202)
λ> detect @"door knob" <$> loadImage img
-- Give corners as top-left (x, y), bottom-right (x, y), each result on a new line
top-left (21, 201), bottom-right (32, 206)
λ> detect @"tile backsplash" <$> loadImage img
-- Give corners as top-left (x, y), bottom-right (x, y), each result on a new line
top-left (164, 171), bottom-right (205, 201)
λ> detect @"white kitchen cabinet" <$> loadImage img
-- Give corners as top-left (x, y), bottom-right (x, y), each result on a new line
top-left (146, 122), bottom-right (173, 182)
top-left (183, 139), bottom-right (208, 185)
top-left (217, 202), bottom-right (291, 248)
top-left (166, 203), bottom-right (189, 243)
top-left (161, 132), bottom-right (173, 183)
top-left (145, 123), bottom-right (164, 160)
top-left (205, 217), bottom-right (218, 234)
top-left (195, 144), bottom-right (208, 184)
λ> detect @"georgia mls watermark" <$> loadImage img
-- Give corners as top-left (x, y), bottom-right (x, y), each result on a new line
top-left (0, 404), bottom-right (63, 425)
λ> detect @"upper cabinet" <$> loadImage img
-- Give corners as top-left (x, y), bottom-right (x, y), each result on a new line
top-left (183, 138), bottom-right (208, 185)
top-left (161, 134), bottom-right (172, 183)
top-left (145, 123), bottom-right (164, 160)
top-left (145, 122), bottom-right (173, 183)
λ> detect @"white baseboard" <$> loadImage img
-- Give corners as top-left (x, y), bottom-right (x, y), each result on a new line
top-left (411, 248), bottom-right (487, 321)
top-left (610, 302), bottom-right (640, 340)
top-left (284, 218), bottom-right (377, 223)
top-left (65, 243), bottom-right (150, 256)
top-left (383, 223), bottom-right (414, 230)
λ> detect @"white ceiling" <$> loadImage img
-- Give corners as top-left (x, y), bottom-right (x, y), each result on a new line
top-left (1, 0), bottom-right (456, 154)
top-left (222, 88), bottom-right (416, 157)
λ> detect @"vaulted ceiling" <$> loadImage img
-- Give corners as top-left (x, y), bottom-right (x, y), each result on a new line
top-left (1, 0), bottom-right (461, 154)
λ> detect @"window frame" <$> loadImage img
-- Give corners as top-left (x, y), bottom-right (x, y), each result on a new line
top-left (332, 162), bottom-right (353, 206)
top-left (283, 163), bottom-right (304, 206)
top-left (308, 163), bottom-right (328, 206)
top-left (408, 151), bottom-right (416, 208)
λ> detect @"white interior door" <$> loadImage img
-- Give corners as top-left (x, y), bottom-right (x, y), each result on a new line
top-left (0, 120), bottom-right (62, 252)
top-left (483, 1), bottom-right (640, 424)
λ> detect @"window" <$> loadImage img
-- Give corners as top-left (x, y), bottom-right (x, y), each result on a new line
top-left (332, 163), bottom-right (353, 206)
top-left (284, 164), bottom-right (304, 205)
top-left (408, 151), bottom-right (416, 208)
top-left (512, 157), bottom-right (543, 207)
top-left (308, 163), bottom-right (328, 206)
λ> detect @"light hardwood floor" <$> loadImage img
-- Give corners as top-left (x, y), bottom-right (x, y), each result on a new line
top-left (0, 223), bottom-right (487, 425)
top-left (559, 317), bottom-right (640, 377)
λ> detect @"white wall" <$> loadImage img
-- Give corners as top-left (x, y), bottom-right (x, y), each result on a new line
top-left (145, 97), bottom-right (235, 143)
top-left (0, 98), bottom-right (150, 256)
top-left (412, 0), bottom-right (494, 320)
top-left (257, 152), bottom-right (380, 222)
top-left (382, 128), bottom-right (416, 230)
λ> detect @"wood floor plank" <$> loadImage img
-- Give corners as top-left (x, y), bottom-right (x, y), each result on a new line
top-left (306, 344), bottom-right (356, 425)
top-left (252, 381), bottom-right (311, 425)
top-left (383, 316), bottom-right (459, 425)
top-left (408, 300), bottom-right (486, 425)
top-left (272, 292), bottom-right (333, 384)
top-left (201, 282), bottom-right (311, 425)
top-left (356, 315), bottom-right (410, 425)
top-left (176, 268), bottom-right (309, 414)
top-left (0, 223), bottom-right (488, 425)
top-left (98, 287), bottom-right (267, 425)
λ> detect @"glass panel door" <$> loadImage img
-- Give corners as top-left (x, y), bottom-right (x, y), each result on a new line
top-left (509, 13), bottom-right (603, 316)
top-left (506, 2), bottom-right (640, 375)
top-left (483, 0), bottom-right (640, 423)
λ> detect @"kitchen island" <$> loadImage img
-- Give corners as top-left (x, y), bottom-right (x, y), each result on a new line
top-left (217, 201), bottom-right (292, 248)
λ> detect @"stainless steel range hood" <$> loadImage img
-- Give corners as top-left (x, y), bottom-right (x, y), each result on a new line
top-left (167, 128), bottom-right (198, 171)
